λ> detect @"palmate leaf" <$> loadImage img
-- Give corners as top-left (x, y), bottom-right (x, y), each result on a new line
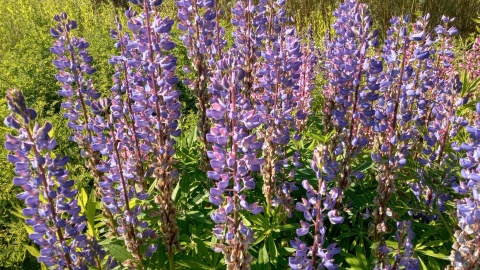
top-left (342, 249), bottom-right (368, 269)
top-left (176, 254), bottom-right (215, 270)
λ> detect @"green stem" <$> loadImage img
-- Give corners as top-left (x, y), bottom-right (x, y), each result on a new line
top-left (168, 254), bottom-right (175, 270)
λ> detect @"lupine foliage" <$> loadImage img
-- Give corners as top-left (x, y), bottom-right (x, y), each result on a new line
top-left (3, 0), bottom-right (480, 269)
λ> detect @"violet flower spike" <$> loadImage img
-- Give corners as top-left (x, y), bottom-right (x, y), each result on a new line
top-left (322, 0), bottom-right (380, 193)
top-left (177, 0), bottom-right (227, 171)
top-left (4, 89), bottom-right (108, 270)
top-left (256, 0), bottom-right (308, 214)
top-left (289, 145), bottom-right (342, 270)
top-left (50, 13), bottom-right (119, 237)
top-left (448, 103), bottom-right (480, 269)
top-left (207, 53), bottom-right (264, 270)
top-left (125, 0), bottom-right (182, 262)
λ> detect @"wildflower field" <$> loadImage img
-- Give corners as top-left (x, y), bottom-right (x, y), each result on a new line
top-left (2, 0), bottom-right (480, 269)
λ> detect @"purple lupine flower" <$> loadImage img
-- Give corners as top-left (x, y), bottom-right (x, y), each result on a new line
top-left (51, 14), bottom-right (101, 156)
top-left (289, 145), bottom-right (342, 270)
top-left (231, 0), bottom-right (266, 99)
top-left (322, 0), bottom-right (380, 191)
top-left (449, 103), bottom-right (480, 269)
top-left (5, 89), bottom-right (102, 270)
top-left (294, 28), bottom-right (317, 133)
top-left (112, 0), bottom-right (183, 262)
top-left (89, 97), bottom-right (157, 268)
top-left (177, 0), bottom-right (227, 170)
top-left (255, 0), bottom-right (313, 214)
top-left (207, 52), bottom-right (264, 269)
top-left (392, 220), bottom-right (419, 270)
top-left (52, 13), bottom-right (152, 265)
top-left (50, 13), bottom-right (119, 236)
top-left (370, 14), bottom-right (433, 265)
top-left (390, 16), bottom-right (462, 228)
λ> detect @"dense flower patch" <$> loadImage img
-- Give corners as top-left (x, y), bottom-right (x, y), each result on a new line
top-left (4, 0), bottom-right (480, 269)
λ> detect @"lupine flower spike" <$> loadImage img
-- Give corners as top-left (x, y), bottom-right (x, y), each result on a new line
top-left (289, 145), bottom-right (342, 270)
top-left (448, 103), bottom-right (480, 269)
top-left (177, 0), bottom-right (227, 171)
top-left (323, 0), bottom-right (380, 194)
top-left (207, 53), bottom-right (264, 270)
top-left (256, 0), bottom-right (308, 213)
top-left (50, 13), bottom-right (119, 236)
top-left (115, 0), bottom-right (183, 265)
top-left (4, 89), bottom-right (116, 270)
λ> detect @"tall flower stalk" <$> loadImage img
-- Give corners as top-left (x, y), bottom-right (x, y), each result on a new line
top-left (448, 103), bottom-right (480, 269)
top-left (256, 0), bottom-right (308, 212)
top-left (115, 0), bottom-right (183, 264)
top-left (4, 89), bottom-right (115, 269)
top-left (177, 0), bottom-right (226, 171)
top-left (322, 0), bottom-right (380, 195)
top-left (289, 145), bottom-right (342, 270)
top-left (207, 53), bottom-right (264, 270)
top-left (370, 14), bottom-right (432, 265)
top-left (50, 13), bottom-right (119, 236)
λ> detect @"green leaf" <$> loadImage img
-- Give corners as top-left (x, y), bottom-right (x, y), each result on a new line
top-left (417, 249), bottom-right (449, 260)
top-left (25, 245), bottom-right (40, 257)
top-left (22, 223), bottom-right (33, 234)
top-left (352, 161), bottom-right (374, 172)
top-left (342, 250), bottom-right (368, 269)
top-left (268, 236), bottom-right (278, 266)
top-left (252, 233), bottom-right (268, 246)
top-left (176, 258), bottom-right (212, 270)
top-left (279, 223), bottom-right (297, 231)
top-left (106, 244), bottom-right (134, 263)
top-left (258, 243), bottom-right (269, 268)
top-left (416, 240), bottom-right (444, 249)
top-left (172, 180), bottom-right (181, 201)
top-left (192, 192), bottom-right (208, 205)
top-left (86, 189), bottom-right (97, 237)
top-left (148, 178), bottom-right (158, 194)
top-left (10, 204), bottom-right (26, 220)
top-left (78, 187), bottom-right (88, 210)
top-left (355, 245), bottom-right (368, 268)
